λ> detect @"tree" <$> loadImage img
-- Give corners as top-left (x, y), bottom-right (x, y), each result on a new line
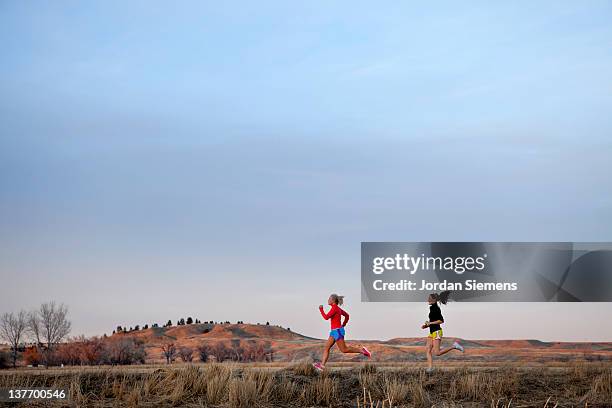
top-left (178, 347), bottom-right (193, 362)
top-left (0, 310), bottom-right (27, 368)
top-left (197, 345), bottom-right (209, 362)
top-left (38, 302), bottom-right (71, 348)
top-left (230, 339), bottom-right (243, 361)
top-left (166, 320), bottom-right (172, 327)
top-left (28, 302), bottom-right (71, 366)
top-left (161, 342), bottom-right (176, 364)
top-left (79, 337), bottom-right (104, 365)
top-left (186, 317), bottom-right (193, 325)
top-left (27, 312), bottom-right (42, 346)
top-left (211, 342), bottom-right (229, 362)
top-left (103, 337), bottom-right (146, 365)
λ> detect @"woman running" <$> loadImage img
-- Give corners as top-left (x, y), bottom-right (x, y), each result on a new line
top-left (422, 290), bottom-right (464, 372)
top-left (313, 293), bottom-right (371, 371)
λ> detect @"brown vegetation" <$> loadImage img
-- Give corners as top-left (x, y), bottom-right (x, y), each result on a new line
top-left (22, 336), bottom-right (146, 366)
top-left (0, 363), bottom-right (610, 407)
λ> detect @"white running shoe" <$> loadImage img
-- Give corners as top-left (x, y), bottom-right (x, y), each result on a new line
top-left (361, 346), bottom-right (372, 358)
top-left (453, 341), bottom-right (464, 352)
top-left (426, 367), bottom-right (434, 373)
top-left (313, 362), bottom-right (325, 371)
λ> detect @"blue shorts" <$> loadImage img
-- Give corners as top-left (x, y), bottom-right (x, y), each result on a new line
top-left (329, 327), bottom-right (345, 341)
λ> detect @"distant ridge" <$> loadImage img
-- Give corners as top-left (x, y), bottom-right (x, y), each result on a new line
top-left (112, 323), bottom-right (612, 364)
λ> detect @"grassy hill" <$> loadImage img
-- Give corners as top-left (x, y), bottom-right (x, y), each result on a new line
top-left (113, 323), bottom-right (612, 364)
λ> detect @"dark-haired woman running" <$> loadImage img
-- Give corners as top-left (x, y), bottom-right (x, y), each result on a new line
top-left (422, 291), bottom-right (464, 372)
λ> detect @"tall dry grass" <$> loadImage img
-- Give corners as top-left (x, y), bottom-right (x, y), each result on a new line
top-left (0, 363), bottom-right (609, 407)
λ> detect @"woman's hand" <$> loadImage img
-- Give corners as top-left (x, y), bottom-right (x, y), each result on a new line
top-left (421, 324), bottom-right (428, 329)
top-left (318, 305), bottom-right (324, 309)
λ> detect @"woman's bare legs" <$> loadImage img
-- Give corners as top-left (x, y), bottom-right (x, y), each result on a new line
top-left (336, 338), bottom-right (364, 354)
top-left (425, 337), bottom-right (433, 369)
top-left (321, 336), bottom-right (335, 366)
top-left (432, 338), bottom-right (455, 357)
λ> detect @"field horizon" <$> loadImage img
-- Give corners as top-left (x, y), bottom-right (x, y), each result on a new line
top-left (4, 322), bottom-right (608, 367)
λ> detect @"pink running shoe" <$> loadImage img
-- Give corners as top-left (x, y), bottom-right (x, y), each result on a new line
top-left (362, 346), bottom-right (372, 358)
top-left (313, 362), bottom-right (325, 371)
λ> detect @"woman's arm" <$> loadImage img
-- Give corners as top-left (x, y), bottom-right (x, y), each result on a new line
top-left (427, 319), bottom-right (444, 325)
top-left (340, 309), bottom-right (349, 327)
top-left (319, 305), bottom-right (336, 320)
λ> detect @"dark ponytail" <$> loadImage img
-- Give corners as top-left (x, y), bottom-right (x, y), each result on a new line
top-left (431, 290), bottom-right (452, 305)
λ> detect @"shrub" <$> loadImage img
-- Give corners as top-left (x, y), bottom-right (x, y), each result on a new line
top-left (178, 347), bottom-right (193, 362)
top-left (23, 346), bottom-right (42, 366)
top-left (102, 337), bottom-right (146, 365)
top-left (161, 342), bottom-right (177, 364)
top-left (0, 350), bottom-right (9, 369)
top-left (197, 345), bottom-right (210, 362)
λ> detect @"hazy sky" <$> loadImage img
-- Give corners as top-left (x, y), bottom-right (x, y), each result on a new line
top-left (1, 1), bottom-right (611, 342)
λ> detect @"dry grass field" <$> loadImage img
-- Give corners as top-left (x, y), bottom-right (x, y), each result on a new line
top-left (2, 325), bottom-right (611, 406)
top-left (1, 361), bottom-right (610, 407)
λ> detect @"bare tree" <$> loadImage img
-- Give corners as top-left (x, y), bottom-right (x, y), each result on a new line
top-left (38, 302), bottom-right (71, 349)
top-left (161, 342), bottom-right (176, 364)
top-left (178, 347), bottom-right (193, 362)
top-left (103, 337), bottom-right (146, 365)
top-left (211, 342), bottom-right (229, 362)
top-left (26, 311), bottom-right (42, 346)
top-left (0, 311), bottom-right (27, 368)
top-left (26, 302), bottom-right (71, 367)
top-left (197, 344), bottom-right (210, 362)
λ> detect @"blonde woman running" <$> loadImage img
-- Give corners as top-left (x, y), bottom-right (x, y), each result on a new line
top-left (313, 294), bottom-right (371, 371)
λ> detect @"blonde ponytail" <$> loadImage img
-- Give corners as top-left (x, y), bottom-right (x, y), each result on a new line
top-left (330, 293), bottom-right (344, 306)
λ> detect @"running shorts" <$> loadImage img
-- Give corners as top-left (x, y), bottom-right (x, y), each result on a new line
top-left (428, 329), bottom-right (443, 340)
top-left (330, 327), bottom-right (345, 341)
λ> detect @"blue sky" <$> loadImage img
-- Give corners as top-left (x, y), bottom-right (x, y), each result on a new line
top-left (1, 1), bottom-right (611, 341)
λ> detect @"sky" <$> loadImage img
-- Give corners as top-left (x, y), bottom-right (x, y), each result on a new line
top-left (1, 1), bottom-right (611, 342)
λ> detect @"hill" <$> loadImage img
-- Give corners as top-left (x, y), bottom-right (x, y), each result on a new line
top-left (113, 323), bottom-right (612, 364)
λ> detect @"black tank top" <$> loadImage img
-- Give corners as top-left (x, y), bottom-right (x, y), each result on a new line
top-left (428, 303), bottom-right (444, 333)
